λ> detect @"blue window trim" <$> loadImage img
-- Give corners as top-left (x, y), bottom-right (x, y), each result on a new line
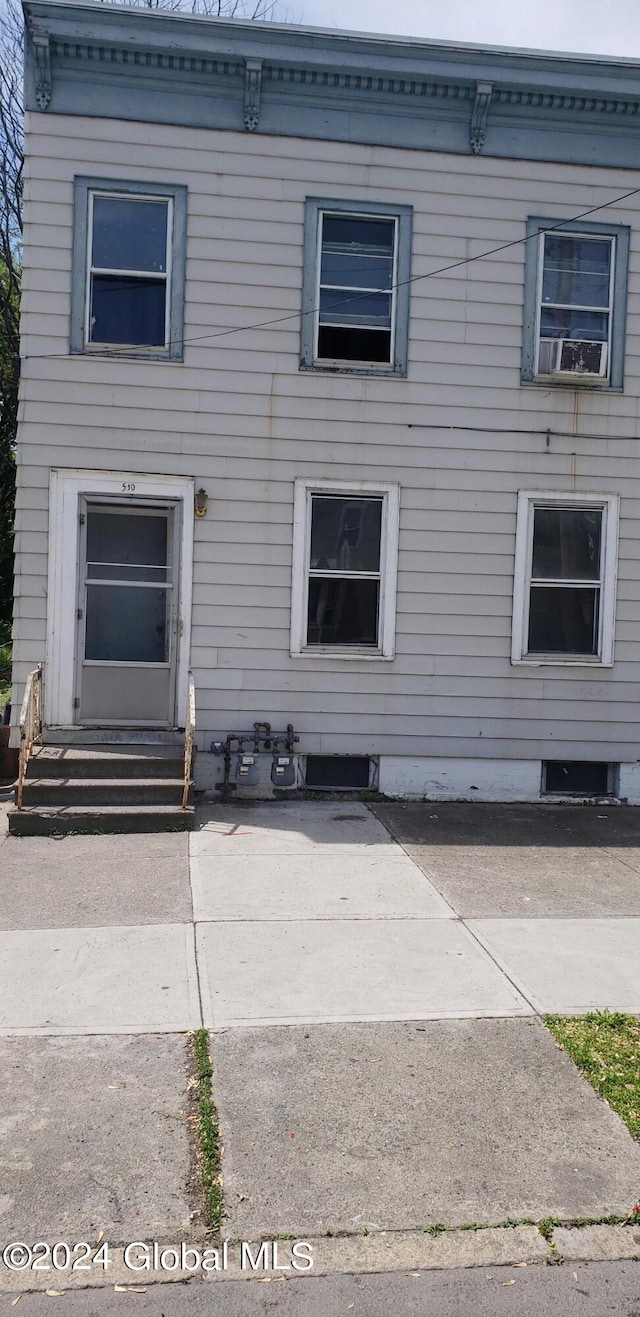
top-left (300, 197), bottom-right (413, 378)
top-left (70, 176), bottom-right (187, 362)
top-left (521, 216), bottom-right (630, 392)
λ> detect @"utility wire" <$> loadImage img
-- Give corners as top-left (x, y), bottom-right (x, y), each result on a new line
top-left (22, 181), bottom-right (640, 361)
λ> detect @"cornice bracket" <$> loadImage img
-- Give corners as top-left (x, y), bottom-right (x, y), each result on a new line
top-left (470, 80), bottom-right (492, 154)
top-left (244, 57), bottom-right (262, 131)
top-left (32, 33), bottom-right (52, 111)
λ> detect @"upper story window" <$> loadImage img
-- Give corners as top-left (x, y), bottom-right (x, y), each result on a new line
top-left (71, 178), bottom-right (187, 361)
top-left (511, 491), bottom-right (619, 667)
top-left (521, 218), bottom-right (630, 391)
top-left (88, 194), bottom-right (171, 349)
top-left (300, 199), bottom-right (412, 376)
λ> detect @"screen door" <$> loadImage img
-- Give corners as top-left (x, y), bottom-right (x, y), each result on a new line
top-left (75, 500), bottom-right (179, 725)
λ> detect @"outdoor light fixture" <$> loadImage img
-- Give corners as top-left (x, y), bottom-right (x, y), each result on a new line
top-left (194, 488), bottom-right (208, 518)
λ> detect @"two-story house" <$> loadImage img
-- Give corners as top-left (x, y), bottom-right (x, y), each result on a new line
top-left (10, 0), bottom-right (640, 829)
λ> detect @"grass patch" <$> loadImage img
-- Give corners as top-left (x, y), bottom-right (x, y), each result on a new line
top-left (545, 1011), bottom-right (640, 1139)
top-left (193, 1028), bottom-right (223, 1231)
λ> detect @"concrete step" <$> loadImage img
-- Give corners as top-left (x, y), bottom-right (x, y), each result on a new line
top-left (43, 729), bottom-right (184, 746)
top-left (8, 804), bottom-right (195, 836)
top-left (20, 778), bottom-right (192, 807)
top-left (28, 745), bottom-right (185, 780)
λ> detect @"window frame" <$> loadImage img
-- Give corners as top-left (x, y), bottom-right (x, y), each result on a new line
top-left (521, 217), bottom-right (630, 391)
top-left (300, 198), bottom-right (413, 377)
top-left (511, 490), bottom-right (620, 667)
top-left (290, 478), bottom-right (400, 660)
top-left (70, 177), bottom-right (188, 362)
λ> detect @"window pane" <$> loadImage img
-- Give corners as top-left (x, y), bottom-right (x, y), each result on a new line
top-left (542, 236), bottom-right (611, 308)
top-left (320, 248), bottom-right (393, 291)
top-left (310, 497), bottom-right (382, 572)
top-left (307, 577), bottom-right (379, 646)
top-left (319, 288), bottom-right (391, 329)
top-left (317, 325), bottom-right (392, 363)
top-left (322, 215), bottom-right (395, 257)
top-left (528, 585), bottom-right (599, 654)
top-left (539, 308), bottom-right (609, 341)
top-left (90, 275), bottom-right (166, 346)
top-left (532, 507), bottom-right (602, 580)
top-left (92, 196), bottom-right (168, 273)
top-left (85, 584), bottom-right (169, 662)
top-left (87, 564), bottom-right (168, 583)
top-left (87, 511), bottom-right (168, 568)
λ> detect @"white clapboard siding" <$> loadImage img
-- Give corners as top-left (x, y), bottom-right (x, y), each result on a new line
top-left (13, 113), bottom-right (640, 761)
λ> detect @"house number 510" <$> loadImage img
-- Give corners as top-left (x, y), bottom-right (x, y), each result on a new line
top-left (121, 482), bottom-right (136, 493)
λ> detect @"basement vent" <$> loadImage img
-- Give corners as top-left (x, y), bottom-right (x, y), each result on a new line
top-left (305, 755), bottom-right (371, 790)
top-left (542, 761), bottom-right (617, 797)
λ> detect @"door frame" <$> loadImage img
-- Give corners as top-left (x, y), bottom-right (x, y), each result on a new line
top-left (46, 469), bottom-right (194, 729)
top-left (74, 497), bottom-right (182, 727)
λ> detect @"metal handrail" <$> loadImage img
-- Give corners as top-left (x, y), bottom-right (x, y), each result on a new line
top-left (16, 664), bottom-right (43, 810)
top-left (182, 670), bottom-right (195, 810)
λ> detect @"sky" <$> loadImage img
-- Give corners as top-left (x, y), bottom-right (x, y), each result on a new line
top-left (293, 0), bottom-right (640, 59)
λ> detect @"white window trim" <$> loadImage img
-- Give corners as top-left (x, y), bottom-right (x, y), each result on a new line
top-left (84, 190), bottom-right (174, 353)
top-left (534, 230), bottom-right (615, 381)
top-left (511, 490), bottom-right (619, 667)
top-left (290, 478), bottom-right (400, 660)
top-left (313, 210), bottom-right (398, 370)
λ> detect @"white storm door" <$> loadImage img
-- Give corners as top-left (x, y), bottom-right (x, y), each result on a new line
top-left (76, 500), bottom-right (179, 725)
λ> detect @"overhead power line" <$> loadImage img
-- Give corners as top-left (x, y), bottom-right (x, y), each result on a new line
top-left (22, 182), bottom-right (640, 361)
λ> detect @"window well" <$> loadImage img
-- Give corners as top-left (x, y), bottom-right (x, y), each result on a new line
top-left (542, 761), bottom-right (616, 796)
top-left (305, 755), bottom-right (371, 789)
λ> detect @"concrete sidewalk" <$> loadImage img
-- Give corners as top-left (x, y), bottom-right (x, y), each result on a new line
top-left (1, 799), bottom-right (640, 1285)
top-left (2, 800), bottom-right (639, 1033)
top-left (191, 802), bottom-right (640, 1025)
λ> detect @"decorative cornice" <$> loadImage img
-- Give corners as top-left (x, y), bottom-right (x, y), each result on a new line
top-left (470, 81), bottom-right (492, 153)
top-left (45, 39), bottom-right (640, 121)
top-left (32, 33), bottom-right (52, 110)
top-left (23, 2), bottom-right (640, 170)
top-left (50, 40), bottom-right (243, 78)
top-left (243, 57), bottom-right (262, 131)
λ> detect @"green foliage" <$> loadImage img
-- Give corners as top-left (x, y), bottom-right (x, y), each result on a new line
top-left (0, 264), bottom-right (18, 630)
top-left (193, 1029), bottom-right (223, 1231)
top-left (545, 1012), bottom-right (640, 1139)
top-left (0, 616), bottom-right (11, 707)
top-left (0, 0), bottom-right (22, 631)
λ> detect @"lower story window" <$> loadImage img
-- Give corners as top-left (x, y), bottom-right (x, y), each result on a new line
top-left (511, 491), bottom-right (619, 666)
top-left (291, 480), bottom-right (400, 658)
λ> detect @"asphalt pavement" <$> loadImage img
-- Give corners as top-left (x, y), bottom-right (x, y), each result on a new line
top-left (8, 1260), bottom-right (640, 1317)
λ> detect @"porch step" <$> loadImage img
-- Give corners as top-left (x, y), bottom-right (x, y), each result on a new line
top-left (20, 778), bottom-right (191, 807)
top-left (8, 804), bottom-right (194, 836)
top-left (29, 745), bottom-right (184, 779)
top-left (9, 742), bottom-right (194, 834)
top-left (43, 729), bottom-right (184, 747)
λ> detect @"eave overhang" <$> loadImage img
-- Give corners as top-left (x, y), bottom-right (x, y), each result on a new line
top-left (23, 0), bottom-right (640, 168)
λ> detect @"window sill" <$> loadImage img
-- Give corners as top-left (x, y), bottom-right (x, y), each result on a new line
top-left (291, 647), bottom-right (395, 661)
top-left (300, 360), bottom-right (406, 378)
top-left (520, 375), bottom-right (621, 393)
top-left (512, 654), bottom-right (613, 667)
top-left (72, 345), bottom-right (183, 363)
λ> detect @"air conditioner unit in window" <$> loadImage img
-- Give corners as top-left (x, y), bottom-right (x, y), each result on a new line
top-left (542, 337), bottom-right (608, 378)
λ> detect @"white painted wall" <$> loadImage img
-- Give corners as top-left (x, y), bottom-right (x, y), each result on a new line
top-left (12, 112), bottom-right (640, 778)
